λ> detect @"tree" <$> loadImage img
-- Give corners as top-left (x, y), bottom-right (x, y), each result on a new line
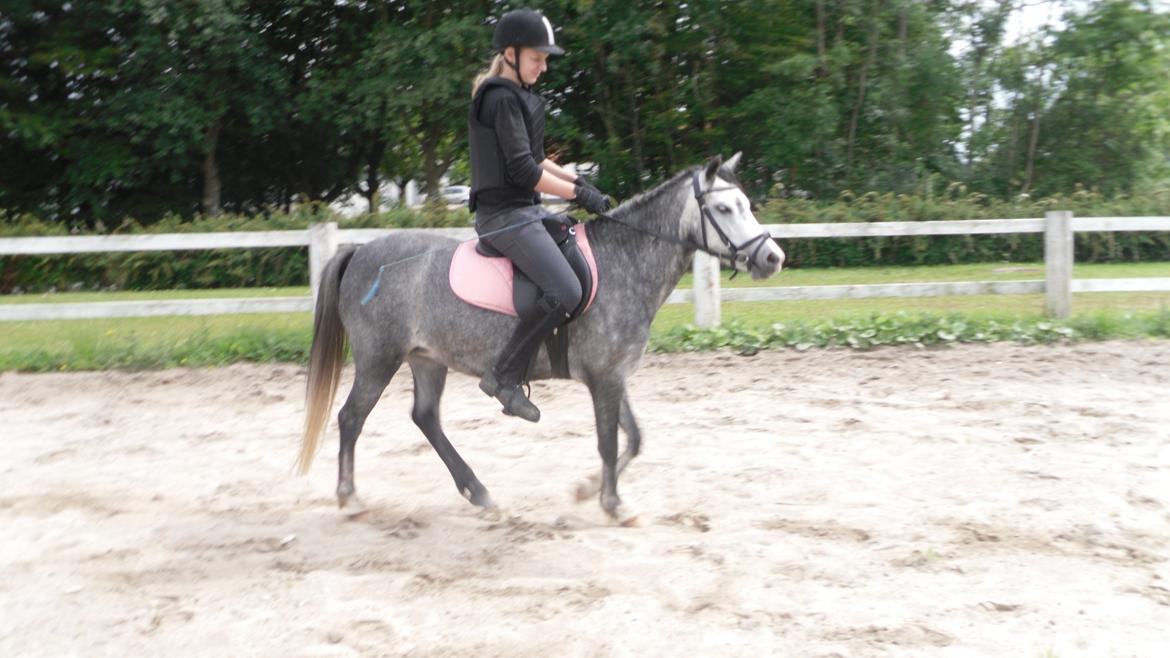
top-left (0, 1), bottom-right (145, 224)
top-left (972, 0), bottom-right (1170, 197)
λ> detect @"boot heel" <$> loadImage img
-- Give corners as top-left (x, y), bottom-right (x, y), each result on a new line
top-left (479, 372), bottom-right (539, 422)
top-left (499, 386), bottom-right (541, 423)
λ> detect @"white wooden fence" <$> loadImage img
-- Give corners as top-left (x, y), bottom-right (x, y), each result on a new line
top-left (1, 212), bottom-right (1168, 325)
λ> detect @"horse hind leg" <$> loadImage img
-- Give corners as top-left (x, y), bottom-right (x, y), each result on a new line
top-left (408, 355), bottom-right (495, 509)
top-left (576, 391), bottom-right (641, 502)
top-left (337, 354), bottom-right (403, 513)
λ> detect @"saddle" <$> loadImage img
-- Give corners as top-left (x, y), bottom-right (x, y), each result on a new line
top-left (450, 214), bottom-right (598, 319)
top-left (449, 215), bottom-right (599, 377)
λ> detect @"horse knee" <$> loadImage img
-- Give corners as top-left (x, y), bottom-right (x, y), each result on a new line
top-left (411, 405), bottom-right (436, 430)
top-left (338, 408), bottom-right (360, 437)
top-left (627, 436), bottom-right (642, 457)
top-left (339, 402), bottom-right (378, 444)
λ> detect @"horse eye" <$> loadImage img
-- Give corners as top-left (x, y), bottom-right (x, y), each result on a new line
top-left (716, 204), bottom-right (731, 213)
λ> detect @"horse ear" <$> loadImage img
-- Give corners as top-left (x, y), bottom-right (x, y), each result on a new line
top-left (725, 151), bottom-right (742, 173)
top-left (704, 155), bottom-right (723, 183)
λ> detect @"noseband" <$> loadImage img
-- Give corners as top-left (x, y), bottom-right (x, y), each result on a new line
top-left (690, 171), bottom-right (773, 276)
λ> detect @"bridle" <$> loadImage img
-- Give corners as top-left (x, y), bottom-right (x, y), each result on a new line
top-left (690, 170), bottom-right (774, 276)
top-left (592, 170), bottom-right (774, 277)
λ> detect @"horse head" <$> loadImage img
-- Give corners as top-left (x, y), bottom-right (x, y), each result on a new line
top-left (688, 152), bottom-right (785, 280)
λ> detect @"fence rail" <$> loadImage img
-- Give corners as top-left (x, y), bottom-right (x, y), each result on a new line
top-left (1, 213), bottom-right (1168, 324)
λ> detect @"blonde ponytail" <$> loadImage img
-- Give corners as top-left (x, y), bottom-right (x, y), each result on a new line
top-left (471, 54), bottom-right (508, 98)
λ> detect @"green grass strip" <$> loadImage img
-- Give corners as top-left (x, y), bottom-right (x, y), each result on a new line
top-left (2, 309), bottom-right (1168, 372)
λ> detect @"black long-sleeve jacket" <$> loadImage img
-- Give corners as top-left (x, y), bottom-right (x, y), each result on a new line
top-left (468, 77), bottom-right (546, 216)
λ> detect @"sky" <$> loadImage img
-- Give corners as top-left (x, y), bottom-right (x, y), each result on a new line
top-left (999, 0), bottom-right (1170, 46)
top-left (1004, 0), bottom-right (1067, 44)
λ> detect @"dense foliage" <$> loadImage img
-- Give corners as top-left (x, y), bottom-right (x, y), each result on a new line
top-left (3, 1), bottom-right (1168, 226)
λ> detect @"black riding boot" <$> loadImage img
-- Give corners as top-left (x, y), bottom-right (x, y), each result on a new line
top-left (479, 298), bottom-right (568, 422)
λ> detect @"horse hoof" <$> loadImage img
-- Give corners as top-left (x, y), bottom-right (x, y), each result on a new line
top-left (574, 475), bottom-right (601, 503)
top-left (610, 506), bottom-right (641, 527)
top-left (477, 506), bottom-right (506, 523)
top-left (461, 485), bottom-right (496, 510)
top-left (338, 495), bottom-right (368, 519)
top-left (471, 492), bottom-right (497, 509)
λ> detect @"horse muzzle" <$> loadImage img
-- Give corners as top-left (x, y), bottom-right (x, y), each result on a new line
top-left (748, 241), bottom-right (785, 280)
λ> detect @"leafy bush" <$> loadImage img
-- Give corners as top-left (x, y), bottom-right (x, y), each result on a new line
top-left (758, 185), bottom-right (1170, 267)
top-left (2, 184), bottom-right (1168, 292)
top-left (648, 311), bottom-right (1170, 355)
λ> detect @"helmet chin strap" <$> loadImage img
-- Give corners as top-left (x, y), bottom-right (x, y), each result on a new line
top-left (504, 47), bottom-right (531, 90)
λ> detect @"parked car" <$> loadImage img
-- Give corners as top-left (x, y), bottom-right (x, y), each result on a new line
top-left (440, 185), bottom-right (470, 207)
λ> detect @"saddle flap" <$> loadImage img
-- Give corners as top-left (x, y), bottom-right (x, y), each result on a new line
top-left (449, 241), bottom-right (517, 316)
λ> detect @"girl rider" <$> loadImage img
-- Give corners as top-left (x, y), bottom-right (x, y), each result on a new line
top-left (469, 8), bottom-right (611, 422)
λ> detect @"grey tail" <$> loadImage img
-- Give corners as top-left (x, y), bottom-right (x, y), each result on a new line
top-left (296, 246), bottom-right (356, 474)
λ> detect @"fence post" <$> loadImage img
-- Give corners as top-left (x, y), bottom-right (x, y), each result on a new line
top-left (693, 251), bottom-right (721, 328)
top-left (309, 222), bottom-right (339, 304)
top-left (1044, 210), bottom-right (1073, 319)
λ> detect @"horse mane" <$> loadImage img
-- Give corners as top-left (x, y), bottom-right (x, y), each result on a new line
top-left (609, 166), bottom-right (701, 221)
top-left (608, 162), bottom-right (745, 221)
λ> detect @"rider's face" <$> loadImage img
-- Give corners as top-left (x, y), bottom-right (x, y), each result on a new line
top-left (508, 47), bottom-right (548, 86)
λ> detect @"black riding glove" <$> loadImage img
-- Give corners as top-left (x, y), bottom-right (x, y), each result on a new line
top-left (575, 174), bottom-right (600, 195)
top-left (573, 182), bottom-right (612, 216)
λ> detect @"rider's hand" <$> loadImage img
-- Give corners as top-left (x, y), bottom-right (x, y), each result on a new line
top-left (575, 174), bottom-right (601, 195)
top-left (573, 182), bottom-right (612, 216)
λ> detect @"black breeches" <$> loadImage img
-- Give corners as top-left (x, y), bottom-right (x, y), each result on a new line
top-left (476, 207), bottom-right (583, 314)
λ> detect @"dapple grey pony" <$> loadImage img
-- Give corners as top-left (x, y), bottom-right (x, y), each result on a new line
top-left (297, 153), bottom-right (785, 521)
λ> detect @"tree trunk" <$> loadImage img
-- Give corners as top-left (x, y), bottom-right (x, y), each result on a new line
top-left (815, 0), bottom-right (828, 78)
top-left (421, 132), bottom-right (443, 200)
top-left (894, 3), bottom-right (908, 179)
top-left (415, 101), bottom-right (444, 199)
top-left (1023, 110), bottom-right (1040, 194)
top-left (363, 136), bottom-right (386, 213)
top-left (594, 44), bottom-right (619, 146)
top-left (201, 119), bottom-right (223, 216)
top-left (1022, 60), bottom-right (1046, 194)
top-left (1007, 91), bottom-right (1020, 176)
top-left (627, 75), bottom-right (644, 181)
top-left (847, 1), bottom-right (881, 174)
top-left (834, 0), bottom-right (846, 46)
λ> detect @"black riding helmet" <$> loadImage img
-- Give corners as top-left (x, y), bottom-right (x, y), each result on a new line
top-left (492, 8), bottom-right (565, 56)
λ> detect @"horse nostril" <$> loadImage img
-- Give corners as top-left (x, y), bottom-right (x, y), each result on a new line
top-left (767, 253), bottom-right (780, 265)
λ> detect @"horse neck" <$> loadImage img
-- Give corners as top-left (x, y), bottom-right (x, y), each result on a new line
top-left (586, 182), bottom-right (697, 320)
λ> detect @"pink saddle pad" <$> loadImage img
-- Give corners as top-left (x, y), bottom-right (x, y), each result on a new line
top-left (449, 224), bottom-right (599, 317)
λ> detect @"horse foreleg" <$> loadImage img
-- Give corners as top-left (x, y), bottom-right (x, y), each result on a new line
top-left (408, 356), bottom-right (495, 509)
top-left (576, 391), bottom-right (641, 502)
top-left (587, 378), bottom-right (638, 524)
top-left (337, 356), bottom-right (402, 513)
